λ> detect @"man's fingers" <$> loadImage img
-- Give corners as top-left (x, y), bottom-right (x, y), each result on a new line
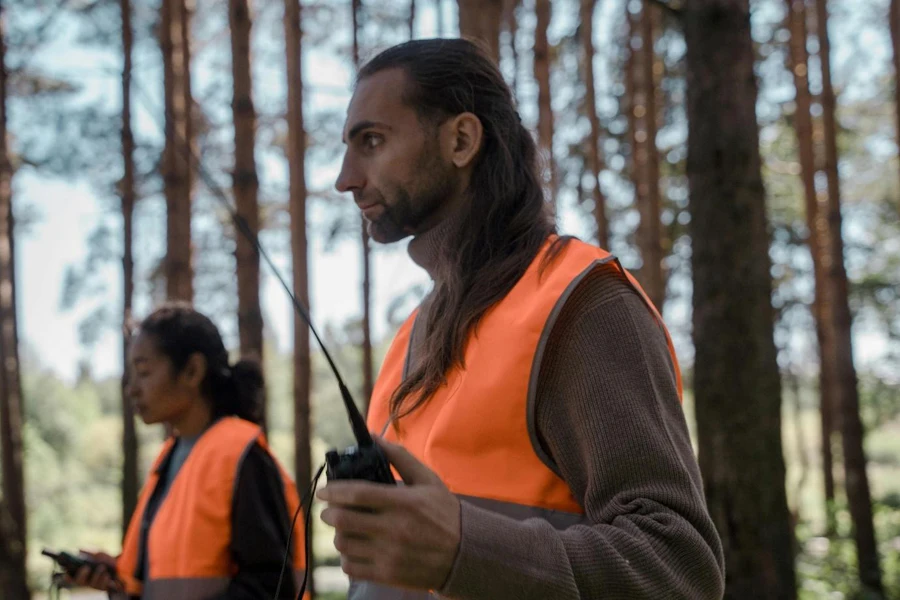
top-left (321, 506), bottom-right (386, 535)
top-left (375, 437), bottom-right (441, 486)
top-left (317, 481), bottom-right (404, 509)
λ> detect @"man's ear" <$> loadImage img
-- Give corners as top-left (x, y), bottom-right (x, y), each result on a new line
top-left (182, 353), bottom-right (208, 389)
top-left (444, 112), bottom-right (484, 169)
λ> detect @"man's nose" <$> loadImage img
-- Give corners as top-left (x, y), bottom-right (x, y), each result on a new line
top-left (335, 152), bottom-right (364, 193)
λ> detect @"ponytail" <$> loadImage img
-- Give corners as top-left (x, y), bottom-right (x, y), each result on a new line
top-left (211, 359), bottom-right (264, 424)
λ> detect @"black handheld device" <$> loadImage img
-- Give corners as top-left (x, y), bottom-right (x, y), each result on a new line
top-left (41, 549), bottom-right (116, 579)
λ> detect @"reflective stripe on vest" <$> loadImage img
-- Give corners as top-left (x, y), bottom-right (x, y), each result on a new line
top-left (355, 238), bottom-right (681, 599)
top-left (116, 417), bottom-right (307, 599)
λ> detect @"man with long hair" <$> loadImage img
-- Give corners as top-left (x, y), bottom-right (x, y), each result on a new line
top-left (317, 39), bottom-right (725, 599)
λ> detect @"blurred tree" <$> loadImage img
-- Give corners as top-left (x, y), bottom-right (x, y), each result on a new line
top-left (785, 0), bottom-right (837, 536)
top-left (119, 0), bottom-right (139, 538)
top-left (504, 0), bottom-right (520, 100)
top-left (0, 10), bottom-right (29, 597)
top-left (580, 0), bottom-right (608, 247)
top-left (633, 0), bottom-right (664, 312)
top-left (814, 0), bottom-right (883, 595)
top-left (283, 0), bottom-right (314, 593)
top-left (352, 0), bottom-right (375, 411)
top-left (229, 0), bottom-right (266, 430)
top-left (408, 0), bottom-right (415, 38)
top-left (456, 0), bottom-right (502, 63)
top-left (891, 0), bottom-right (900, 217)
top-left (684, 0), bottom-right (797, 597)
top-left (162, 0), bottom-right (195, 303)
top-left (533, 0), bottom-right (557, 206)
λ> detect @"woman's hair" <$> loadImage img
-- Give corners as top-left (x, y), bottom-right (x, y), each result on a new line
top-left (359, 39), bottom-right (567, 423)
top-left (137, 302), bottom-right (263, 424)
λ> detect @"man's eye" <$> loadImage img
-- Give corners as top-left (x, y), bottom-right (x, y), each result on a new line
top-left (363, 133), bottom-right (382, 149)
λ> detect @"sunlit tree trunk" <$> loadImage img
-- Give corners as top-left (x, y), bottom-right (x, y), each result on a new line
top-left (456, 0), bottom-right (502, 63)
top-left (119, 0), bottom-right (139, 537)
top-left (785, 0), bottom-right (837, 535)
top-left (684, 0), bottom-right (797, 597)
top-left (230, 0), bottom-right (266, 430)
top-left (533, 0), bottom-right (556, 208)
top-left (284, 0), bottom-right (314, 594)
top-left (814, 0), bottom-right (883, 595)
top-left (162, 0), bottom-right (194, 303)
top-left (580, 0), bottom-right (609, 248)
top-left (634, 0), bottom-right (664, 312)
top-left (0, 12), bottom-right (29, 598)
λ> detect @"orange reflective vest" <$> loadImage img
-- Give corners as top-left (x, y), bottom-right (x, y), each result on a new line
top-left (117, 417), bottom-right (307, 599)
top-left (355, 238), bottom-right (682, 599)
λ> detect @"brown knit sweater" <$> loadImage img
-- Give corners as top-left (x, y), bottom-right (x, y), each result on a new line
top-left (403, 222), bottom-right (725, 600)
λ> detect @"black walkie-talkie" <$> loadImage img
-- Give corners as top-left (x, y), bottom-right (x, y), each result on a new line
top-left (323, 379), bottom-right (394, 484)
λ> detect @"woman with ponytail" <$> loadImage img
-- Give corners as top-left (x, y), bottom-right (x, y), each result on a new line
top-left (70, 303), bottom-right (307, 599)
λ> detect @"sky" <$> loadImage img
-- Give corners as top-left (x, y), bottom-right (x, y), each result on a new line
top-left (9, 0), bottom-right (897, 384)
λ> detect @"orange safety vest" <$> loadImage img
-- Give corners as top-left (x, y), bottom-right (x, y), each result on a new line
top-left (116, 417), bottom-right (307, 599)
top-left (354, 238), bottom-right (682, 599)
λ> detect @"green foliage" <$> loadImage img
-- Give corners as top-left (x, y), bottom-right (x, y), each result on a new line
top-left (797, 502), bottom-right (900, 600)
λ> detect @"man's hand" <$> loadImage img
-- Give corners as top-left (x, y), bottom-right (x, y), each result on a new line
top-left (317, 437), bottom-right (461, 591)
top-left (66, 550), bottom-right (122, 592)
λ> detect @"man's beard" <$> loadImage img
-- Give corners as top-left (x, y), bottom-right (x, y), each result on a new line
top-left (366, 154), bottom-right (455, 244)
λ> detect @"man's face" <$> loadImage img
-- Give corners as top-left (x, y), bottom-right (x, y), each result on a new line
top-left (336, 69), bottom-right (457, 244)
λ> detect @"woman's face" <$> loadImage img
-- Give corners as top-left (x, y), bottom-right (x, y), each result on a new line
top-left (127, 333), bottom-right (197, 425)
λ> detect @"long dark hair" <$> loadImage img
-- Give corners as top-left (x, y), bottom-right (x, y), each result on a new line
top-left (358, 39), bottom-right (567, 423)
top-left (138, 303), bottom-right (263, 424)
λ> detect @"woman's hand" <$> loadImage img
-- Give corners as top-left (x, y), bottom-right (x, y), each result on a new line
top-left (67, 550), bottom-right (122, 592)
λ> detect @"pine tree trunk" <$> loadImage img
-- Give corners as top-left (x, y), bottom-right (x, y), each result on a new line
top-left (0, 16), bottom-right (29, 598)
top-left (409, 0), bottom-right (416, 39)
top-left (230, 0), bottom-right (265, 430)
top-left (814, 0), bottom-right (884, 595)
top-left (120, 0), bottom-right (139, 537)
top-left (352, 0), bottom-right (375, 411)
top-left (456, 0), bottom-right (503, 63)
top-left (624, 4), bottom-right (644, 247)
top-left (505, 0), bottom-right (520, 101)
top-left (284, 0), bottom-right (314, 594)
top-left (785, 0), bottom-right (837, 535)
top-left (684, 0), bottom-right (797, 597)
top-left (580, 0), bottom-right (609, 249)
top-left (891, 0), bottom-right (900, 217)
top-left (533, 0), bottom-right (556, 208)
top-left (635, 0), bottom-right (664, 312)
top-left (162, 0), bottom-right (194, 303)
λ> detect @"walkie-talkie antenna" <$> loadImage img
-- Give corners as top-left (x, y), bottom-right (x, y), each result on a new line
top-left (132, 85), bottom-right (373, 448)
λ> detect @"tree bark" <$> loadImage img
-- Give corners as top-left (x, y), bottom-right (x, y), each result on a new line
top-left (580, 0), bottom-right (609, 249)
top-left (230, 0), bottom-right (266, 429)
top-left (533, 0), bottom-right (557, 208)
top-left (161, 0), bottom-right (194, 303)
top-left (120, 0), bottom-right (139, 538)
top-left (785, 0), bottom-right (837, 535)
top-left (684, 0), bottom-right (797, 598)
top-left (505, 0), bottom-right (520, 101)
top-left (814, 0), bottom-right (884, 595)
top-left (409, 0), bottom-right (415, 39)
top-left (891, 0), bottom-right (900, 218)
top-left (635, 0), bottom-right (665, 312)
top-left (284, 0), bottom-right (314, 594)
top-left (352, 0), bottom-right (375, 411)
top-left (0, 13), bottom-right (29, 598)
top-left (456, 0), bottom-right (503, 64)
